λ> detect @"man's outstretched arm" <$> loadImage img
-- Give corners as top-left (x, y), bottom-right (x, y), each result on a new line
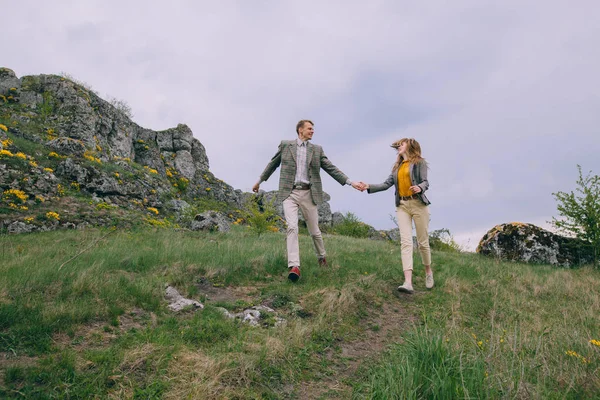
top-left (253, 142), bottom-right (283, 192)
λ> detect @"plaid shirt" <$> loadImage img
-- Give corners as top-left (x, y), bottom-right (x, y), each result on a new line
top-left (259, 139), bottom-right (349, 205)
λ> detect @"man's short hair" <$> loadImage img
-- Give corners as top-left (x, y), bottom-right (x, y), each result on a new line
top-left (296, 119), bottom-right (314, 134)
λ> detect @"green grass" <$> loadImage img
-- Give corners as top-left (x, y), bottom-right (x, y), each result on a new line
top-left (0, 227), bottom-right (599, 398)
top-left (353, 251), bottom-right (600, 399)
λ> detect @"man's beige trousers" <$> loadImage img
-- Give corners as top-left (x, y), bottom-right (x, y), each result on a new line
top-left (283, 189), bottom-right (325, 267)
top-left (396, 199), bottom-right (431, 271)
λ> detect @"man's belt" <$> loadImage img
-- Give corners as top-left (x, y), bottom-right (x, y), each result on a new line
top-left (399, 194), bottom-right (419, 200)
top-left (293, 182), bottom-right (311, 190)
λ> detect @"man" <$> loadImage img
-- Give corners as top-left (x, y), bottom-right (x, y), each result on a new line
top-left (253, 120), bottom-right (364, 282)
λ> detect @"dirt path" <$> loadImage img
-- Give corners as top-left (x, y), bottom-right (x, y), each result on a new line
top-left (296, 291), bottom-right (420, 399)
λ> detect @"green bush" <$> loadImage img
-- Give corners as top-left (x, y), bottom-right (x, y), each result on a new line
top-left (334, 212), bottom-right (371, 238)
top-left (429, 228), bottom-right (463, 253)
top-left (243, 195), bottom-right (280, 236)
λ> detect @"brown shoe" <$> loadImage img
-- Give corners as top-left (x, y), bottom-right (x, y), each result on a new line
top-left (318, 257), bottom-right (328, 267)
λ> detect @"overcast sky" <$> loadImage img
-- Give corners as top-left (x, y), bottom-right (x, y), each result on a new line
top-left (3, 1), bottom-right (599, 250)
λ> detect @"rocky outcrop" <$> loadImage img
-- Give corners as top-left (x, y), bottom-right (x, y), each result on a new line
top-left (477, 222), bottom-right (595, 267)
top-left (0, 68), bottom-right (241, 207)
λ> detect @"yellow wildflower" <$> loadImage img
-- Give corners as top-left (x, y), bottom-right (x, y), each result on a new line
top-left (44, 167), bottom-right (54, 173)
top-left (0, 149), bottom-right (14, 157)
top-left (2, 189), bottom-right (28, 203)
top-left (46, 211), bottom-right (60, 221)
top-left (147, 207), bottom-right (159, 215)
top-left (15, 152), bottom-right (27, 160)
top-left (0, 124), bottom-right (7, 132)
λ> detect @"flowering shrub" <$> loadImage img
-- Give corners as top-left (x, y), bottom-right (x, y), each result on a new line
top-left (83, 151), bottom-right (101, 164)
top-left (0, 124), bottom-right (7, 132)
top-left (242, 196), bottom-right (279, 237)
top-left (46, 211), bottom-right (60, 221)
top-left (46, 128), bottom-right (57, 140)
top-left (48, 151), bottom-right (66, 159)
top-left (144, 217), bottom-right (173, 228)
top-left (2, 189), bottom-right (28, 203)
top-left (147, 207), bottom-right (159, 215)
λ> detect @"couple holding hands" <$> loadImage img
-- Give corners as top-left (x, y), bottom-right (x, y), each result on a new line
top-left (252, 120), bottom-right (433, 293)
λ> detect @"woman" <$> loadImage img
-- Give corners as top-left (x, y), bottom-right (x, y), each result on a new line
top-left (363, 138), bottom-right (433, 293)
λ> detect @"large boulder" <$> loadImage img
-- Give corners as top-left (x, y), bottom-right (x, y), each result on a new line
top-left (477, 222), bottom-right (595, 267)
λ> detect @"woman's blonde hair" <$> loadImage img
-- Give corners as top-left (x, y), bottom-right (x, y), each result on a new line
top-left (391, 138), bottom-right (425, 171)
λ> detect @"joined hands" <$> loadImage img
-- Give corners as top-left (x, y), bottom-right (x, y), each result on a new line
top-left (351, 181), bottom-right (369, 192)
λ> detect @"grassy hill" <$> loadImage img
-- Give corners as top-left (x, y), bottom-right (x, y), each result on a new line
top-left (0, 227), bottom-right (599, 399)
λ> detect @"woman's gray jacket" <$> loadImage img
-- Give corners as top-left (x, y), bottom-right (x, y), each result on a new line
top-left (367, 160), bottom-right (431, 206)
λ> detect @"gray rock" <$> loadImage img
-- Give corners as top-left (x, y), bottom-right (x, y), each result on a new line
top-left (47, 137), bottom-right (87, 156)
top-left (56, 158), bottom-right (89, 183)
top-left (332, 212), bottom-right (344, 226)
top-left (8, 221), bottom-right (34, 234)
top-left (216, 305), bottom-right (285, 327)
top-left (477, 222), bottom-right (595, 267)
top-left (166, 199), bottom-right (191, 213)
top-left (191, 211), bottom-right (230, 232)
top-left (174, 150), bottom-right (196, 180)
top-left (165, 286), bottom-right (204, 312)
top-left (0, 68), bottom-right (20, 95)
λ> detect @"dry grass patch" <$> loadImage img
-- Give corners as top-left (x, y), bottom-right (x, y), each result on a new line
top-left (164, 350), bottom-right (233, 399)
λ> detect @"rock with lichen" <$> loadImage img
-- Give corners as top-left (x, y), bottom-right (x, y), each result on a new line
top-left (477, 222), bottom-right (594, 267)
top-left (0, 68), bottom-right (241, 207)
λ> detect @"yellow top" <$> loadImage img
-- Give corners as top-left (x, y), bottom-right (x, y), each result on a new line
top-left (397, 161), bottom-right (413, 197)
